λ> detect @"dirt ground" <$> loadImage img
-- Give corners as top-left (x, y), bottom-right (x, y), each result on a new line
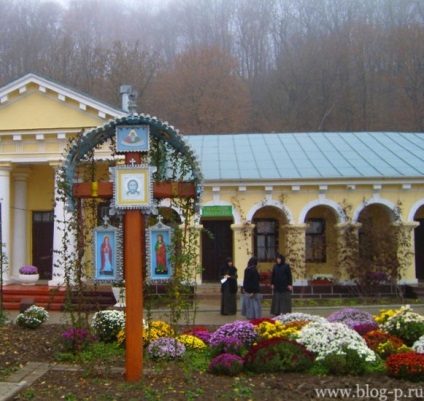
top-left (1, 324), bottom-right (423, 401)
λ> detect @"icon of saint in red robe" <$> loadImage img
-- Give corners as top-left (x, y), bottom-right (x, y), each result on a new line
top-left (155, 234), bottom-right (168, 274)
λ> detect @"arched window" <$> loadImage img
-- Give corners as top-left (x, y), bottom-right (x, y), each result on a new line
top-left (253, 218), bottom-right (278, 262)
top-left (305, 218), bottom-right (326, 262)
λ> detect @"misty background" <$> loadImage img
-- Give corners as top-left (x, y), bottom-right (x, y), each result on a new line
top-left (1, 0), bottom-right (424, 134)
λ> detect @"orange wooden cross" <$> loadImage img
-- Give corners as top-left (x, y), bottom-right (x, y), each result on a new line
top-left (72, 154), bottom-right (196, 381)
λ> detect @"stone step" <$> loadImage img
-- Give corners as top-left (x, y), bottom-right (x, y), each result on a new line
top-left (404, 284), bottom-right (424, 299)
top-left (1, 284), bottom-right (115, 311)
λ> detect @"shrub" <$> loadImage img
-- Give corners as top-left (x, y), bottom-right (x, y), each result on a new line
top-left (243, 337), bottom-right (313, 373)
top-left (208, 353), bottom-right (244, 376)
top-left (143, 321), bottom-right (174, 345)
top-left (175, 334), bottom-right (206, 351)
top-left (15, 305), bottom-right (48, 329)
top-left (91, 310), bottom-right (125, 343)
top-left (60, 328), bottom-right (96, 353)
top-left (386, 352), bottom-right (424, 382)
top-left (147, 337), bottom-right (186, 360)
top-left (327, 308), bottom-right (378, 334)
top-left (318, 344), bottom-right (373, 376)
top-left (210, 321), bottom-right (256, 348)
top-left (209, 336), bottom-right (245, 357)
top-left (297, 321), bottom-right (376, 363)
top-left (381, 305), bottom-right (424, 346)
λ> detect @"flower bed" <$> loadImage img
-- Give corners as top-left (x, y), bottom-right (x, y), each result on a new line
top-left (64, 305), bottom-right (424, 382)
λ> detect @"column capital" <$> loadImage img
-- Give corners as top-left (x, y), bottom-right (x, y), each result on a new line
top-left (0, 163), bottom-right (12, 172)
top-left (48, 161), bottom-right (62, 170)
top-left (392, 221), bottom-right (420, 229)
top-left (13, 167), bottom-right (31, 180)
top-left (335, 222), bottom-right (362, 229)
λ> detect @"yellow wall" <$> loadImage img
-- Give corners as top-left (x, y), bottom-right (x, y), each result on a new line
top-left (202, 183), bottom-right (424, 283)
top-left (0, 91), bottom-right (106, 131)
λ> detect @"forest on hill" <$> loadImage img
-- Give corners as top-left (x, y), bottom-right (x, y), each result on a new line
top-left (1, 0), bottom-right (424, 134)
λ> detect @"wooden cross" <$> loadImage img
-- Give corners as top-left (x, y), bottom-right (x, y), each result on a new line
top-left (72, 152), bottom-right (196, 381)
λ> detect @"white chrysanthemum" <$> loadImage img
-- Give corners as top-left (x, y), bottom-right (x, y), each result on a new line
top-left (91, 310), bottom-right (126, 342)
top-left (412, 335), bottom-right (424, 354)
top-left (273, 312), bottom-right (327, 324)
top-left (297, 321), bottom-right (376, 362)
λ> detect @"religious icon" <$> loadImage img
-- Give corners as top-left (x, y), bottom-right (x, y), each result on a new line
top-left (116, 125), bottom-right (149, 153)
top-left (154, 234), bottom-right (168, 274)
top-left (126, 179), bottom-right (140, 195)
top-left (114, 165), bottom-right (152, 210)
top-left (100, 234), bottom-right (113, 275)
top-left (93, 224), bottom-right (121, 283)
top-left (147, 217), bottom-right (173, 283)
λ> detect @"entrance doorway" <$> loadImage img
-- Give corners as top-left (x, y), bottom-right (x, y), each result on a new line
top-left (201, 220), bottom-right (233, 282)
top-left (415, 219), bottom-right (424, 280)
top-left (32, 211), bottom-right (54, 280)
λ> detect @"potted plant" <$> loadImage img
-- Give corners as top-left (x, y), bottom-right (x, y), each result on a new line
top-left (18, 265), bottom-right (39, 285)
top-left (309, 274), bottom-right (335, 285)
top-left (259, 271), bottom-right (272, 285)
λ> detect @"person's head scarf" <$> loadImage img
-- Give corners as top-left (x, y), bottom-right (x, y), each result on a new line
top-left (247, 256), bottom-right (257, 267)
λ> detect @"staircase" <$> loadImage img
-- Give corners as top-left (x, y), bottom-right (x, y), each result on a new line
top-left (405, 282), bottom-right (424, 299)
top-left (1, 284), bottom-right (115, 311)
top-left (195, 283), bottom-right (221, 300)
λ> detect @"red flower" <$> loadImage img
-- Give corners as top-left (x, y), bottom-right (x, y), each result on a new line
top-left (363, 330), bottom-right (404, 351)
top-left (386, 352), bottom-right (424, 382)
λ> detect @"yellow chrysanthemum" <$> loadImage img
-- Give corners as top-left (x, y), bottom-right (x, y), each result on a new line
top-left (374, 308), bottom-right (398, 325)
top-left (143, 321), bottom-right (174, 345)
top-left (117, 329), bottom-right (126, 347)
top-left (175, 334), bottom-right (206, 350)
top-left (256, 320), bottom-right (310, 341)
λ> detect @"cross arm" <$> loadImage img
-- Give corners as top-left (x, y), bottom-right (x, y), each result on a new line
top-left (73, 181), bottom-right (196, 199)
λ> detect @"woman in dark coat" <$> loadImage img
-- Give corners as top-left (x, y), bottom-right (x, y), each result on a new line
top-left (270, 253), bottom-right (293, 315)
top-left (220, 257), bottom-right (238, 315)
top-left (241, 256), bottom-right (262, 319)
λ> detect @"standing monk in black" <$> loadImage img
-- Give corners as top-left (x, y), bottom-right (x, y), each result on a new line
top-left (220, 257), bottom-right (238, 315)
top-left (241, 256), bottom-right (262, 319)
top-left (270, 254), bottom-right (293, 315)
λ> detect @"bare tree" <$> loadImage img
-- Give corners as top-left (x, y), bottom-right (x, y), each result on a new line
top-left (145, 47), bottom-right (251, 134)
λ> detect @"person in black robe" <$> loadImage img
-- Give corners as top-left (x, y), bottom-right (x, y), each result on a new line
top-left (270, 253), bottom-right (293, 315)
top-left (220, 257), bottom-right (238, 315)
top-left (241, 256), bottom-right (262, 319)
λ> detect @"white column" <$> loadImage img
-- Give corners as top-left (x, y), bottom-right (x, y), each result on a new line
top-left (49, 165), bottom-right (76, 286)
top-left (0, 165), bottom-right (12, 283)
top-left (12, 169), bottom-right (30, 276)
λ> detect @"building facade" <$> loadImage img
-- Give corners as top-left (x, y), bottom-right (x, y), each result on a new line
top-left (1, 74), bottom-right (424, 287)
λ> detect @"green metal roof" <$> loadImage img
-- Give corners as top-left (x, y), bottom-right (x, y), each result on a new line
top-left (185, 132), bottom-right (424, 181)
